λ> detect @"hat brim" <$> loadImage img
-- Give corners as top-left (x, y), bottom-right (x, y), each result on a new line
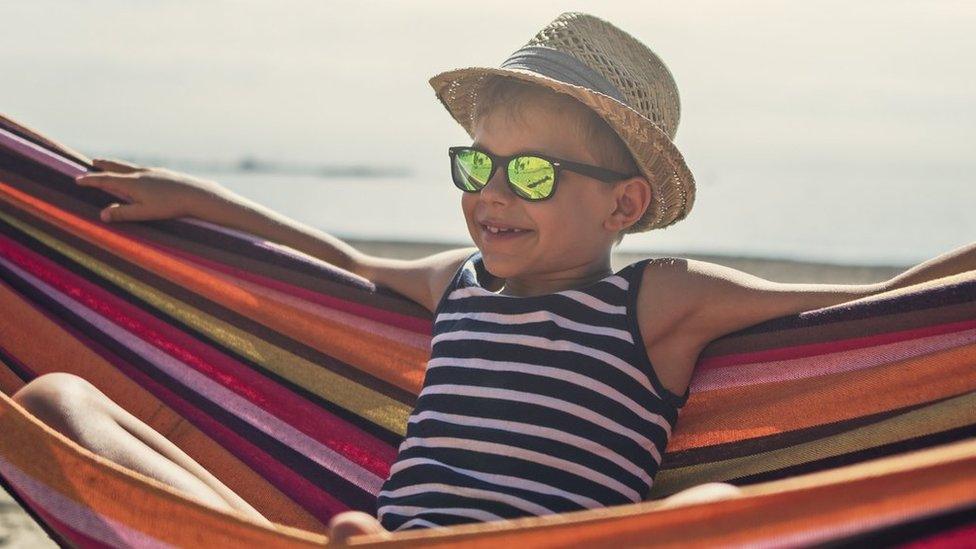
top-left (429, 67), bottom-right (695, 232)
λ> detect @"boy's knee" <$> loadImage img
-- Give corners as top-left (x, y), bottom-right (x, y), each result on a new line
top-left (12, 373), bottom-right (100, 427)
top-left (658, 482), bottom-right (742, 509)
top-left (328, 511), bottom-right (389, 544)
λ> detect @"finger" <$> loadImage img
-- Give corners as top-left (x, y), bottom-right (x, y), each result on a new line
top-left (99, 203), bottom-right (159, 223)
top-left (75, 172), bottom-right (137, 185)
top-left (75, 173), bottom-right (137, 195)
top-left (92, 158), bottom-right (145, 174)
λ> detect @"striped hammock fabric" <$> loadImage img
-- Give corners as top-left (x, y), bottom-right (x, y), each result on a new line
top-left (0, 113), bottom-right (974, 547)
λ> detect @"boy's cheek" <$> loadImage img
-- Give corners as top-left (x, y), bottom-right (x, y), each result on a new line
top-left (460, 192), bottom-right (477, 214)
top-left (460, 197), bottom-right (477, 227)
top-left (460, 199), bottom-right (484, 243)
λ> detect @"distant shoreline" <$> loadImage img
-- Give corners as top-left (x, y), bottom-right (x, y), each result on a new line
top-left (109, 155), bottom-right (412, 178)
top-left (346, 238), bottom-right (908, 285)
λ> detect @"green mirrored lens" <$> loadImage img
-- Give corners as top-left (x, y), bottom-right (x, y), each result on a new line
top-left (508, 156), bottom-right (555, 199)
top-left (453, 149), bottom-right (492, 191)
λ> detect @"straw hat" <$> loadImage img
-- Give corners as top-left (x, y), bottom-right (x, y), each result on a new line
top-left (429, 12), bottom-right (695, 233)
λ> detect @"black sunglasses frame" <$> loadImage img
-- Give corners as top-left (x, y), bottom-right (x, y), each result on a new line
top-left (448, 146), bottom-right (636, 202)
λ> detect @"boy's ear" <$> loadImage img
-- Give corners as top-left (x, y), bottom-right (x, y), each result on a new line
top-left (605, 176), bottom-right (651, 233)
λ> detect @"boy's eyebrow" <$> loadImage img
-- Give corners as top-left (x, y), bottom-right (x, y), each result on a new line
top-left (469, 143), bottom-right (549, 157)
top-left (471, 142), bottom-right (504, 156)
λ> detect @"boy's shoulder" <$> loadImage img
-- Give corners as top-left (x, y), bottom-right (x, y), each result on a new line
top-left (633, 256), bottom-right (700, 343)
top-left (637, 257), bottom-right (740, 346)
top-left (633, 257), bottom-right (711, 399)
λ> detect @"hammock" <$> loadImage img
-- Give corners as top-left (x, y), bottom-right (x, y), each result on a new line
top-left (0, 113), bottom-right (973, 547)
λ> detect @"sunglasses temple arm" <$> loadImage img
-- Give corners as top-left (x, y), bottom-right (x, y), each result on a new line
top-left (558, 159), bottom-right (631, 182)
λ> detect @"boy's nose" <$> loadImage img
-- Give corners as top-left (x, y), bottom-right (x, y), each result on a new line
top-left (479, 169), bottom-right (514, 204)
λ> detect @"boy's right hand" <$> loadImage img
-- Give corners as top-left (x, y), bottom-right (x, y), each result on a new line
top-left (75, 158), bottom-right (227, 223)
top-left (76, 159), bottom-right (475, 313)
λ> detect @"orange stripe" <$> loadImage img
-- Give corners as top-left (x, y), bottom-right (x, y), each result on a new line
top-left (0, 282), bottom-right (324, 531)
top-left (358, 439), bottom-right (976, 547)
top-left (183, 255), bottom-right (430, 352)
top-left (0, 181), bottom-right (429, 393)
top-left (669, 343), bottom-right (976, 451)
top-left (0, 393), bottom-right (325, 547)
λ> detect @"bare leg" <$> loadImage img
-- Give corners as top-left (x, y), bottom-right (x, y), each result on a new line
top-left (12, 373), bottom-right (272, 526)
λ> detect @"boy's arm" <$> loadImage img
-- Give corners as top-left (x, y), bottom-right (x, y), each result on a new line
top-left (192, 190), bottom-right (478, 312)
top-left (650, 241), bottom-right (976, 352)
top-left (878, 241), bottom-right (976, 292)
top-left (78, 160), bottom-right (475, 312)
top-left (193, 186), bottom-right (368, 274)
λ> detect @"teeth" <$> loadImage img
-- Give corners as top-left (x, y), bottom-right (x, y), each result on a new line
top-left (485, 224), bottom-right (523, 234)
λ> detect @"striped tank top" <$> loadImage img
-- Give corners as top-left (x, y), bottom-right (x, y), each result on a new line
top-left (376, 251), bottom-right (690, 532)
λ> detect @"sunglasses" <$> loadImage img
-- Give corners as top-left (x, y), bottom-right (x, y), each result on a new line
top-left (449, 146), bottom-right (635, 201)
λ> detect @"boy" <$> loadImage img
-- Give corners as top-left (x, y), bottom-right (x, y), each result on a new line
top-left (13, 12), bottom-right (975, 543)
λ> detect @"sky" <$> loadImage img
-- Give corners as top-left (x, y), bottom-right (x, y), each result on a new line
top-left (3, 1), bottom-right (974, 264)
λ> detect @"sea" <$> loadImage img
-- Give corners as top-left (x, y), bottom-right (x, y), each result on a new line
top-left (3, 1), bottom-right (974, 266)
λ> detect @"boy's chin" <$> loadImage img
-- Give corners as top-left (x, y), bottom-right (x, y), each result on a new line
top-left (477, 250), bottom-right (522, 279)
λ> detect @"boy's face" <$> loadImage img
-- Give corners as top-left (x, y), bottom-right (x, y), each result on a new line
top-left (462, 99), bottom-right (620, 279)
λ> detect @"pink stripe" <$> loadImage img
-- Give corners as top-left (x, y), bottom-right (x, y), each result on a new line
top-left (137, 234), bottom-right (433, 335)
top-left (184, 217), bottom-right (283, 247)
top-left (0, 127), bottom-right (87, 177)
top-left (1, 268), bottom-right (352, 523)
top-left (692, 328), bottom-right (976, 391)
top-left (96, 335), bottom-right (352, 523)
top-left (0, 456), bottom-right (171, 547)
top-left (18, 497), bottom-right (121, 549)
top-left (698, 320), bottom-right (976, 369)
top-left (0, 234), bottom-right (397, 472)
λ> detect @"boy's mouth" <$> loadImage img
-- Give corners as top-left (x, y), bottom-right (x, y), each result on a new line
top-left (482, 223), bottom-right (528, 234)
top-left (479, 221), bottom-right (533, 240)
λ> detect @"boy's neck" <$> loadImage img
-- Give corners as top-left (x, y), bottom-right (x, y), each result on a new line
top-left (486, 255), bottom-right (615, 297)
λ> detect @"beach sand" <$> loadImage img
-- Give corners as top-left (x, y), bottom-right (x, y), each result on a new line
top-left (0, 242), bottom-right (908, 547)
top-left (0, 487), bottom-right (53, 548)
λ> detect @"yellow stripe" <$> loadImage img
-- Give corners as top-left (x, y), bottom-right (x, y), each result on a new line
top-left (0, 209), bottom-right (410, 436)
top-left (649, 388), bottom-right (976, 498)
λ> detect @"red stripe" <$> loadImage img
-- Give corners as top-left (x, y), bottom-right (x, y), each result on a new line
top-left (895, 522), bottom-right (976, 548)
top-left (0, 233), bottom-right (397, 474)
top-left (698, 319), bottom-right (976, 369)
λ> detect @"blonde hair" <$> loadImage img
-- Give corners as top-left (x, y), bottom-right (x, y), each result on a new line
top-left (472, 77), bottom-right (639, 246)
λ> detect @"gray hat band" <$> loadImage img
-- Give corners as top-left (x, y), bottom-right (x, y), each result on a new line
top-left (499, 46), bottom-right (626, 103)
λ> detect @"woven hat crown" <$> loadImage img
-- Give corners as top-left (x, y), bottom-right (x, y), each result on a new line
top-left (522, 12), bottom-right (681, 140)
top-left (429, 11), bottom-right (696, 233)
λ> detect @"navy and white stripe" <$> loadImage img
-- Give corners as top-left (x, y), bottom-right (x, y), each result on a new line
top-left (377, 251), bottom-right (689, 531)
